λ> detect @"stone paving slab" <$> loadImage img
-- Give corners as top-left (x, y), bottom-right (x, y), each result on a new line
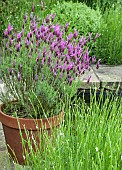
top-left (92, 65), bottom-right (122, 92)
top-left (92, 65), bottom-right (122, 82)
top-left (79, 68), bottom-right (100, 89)
top-left (92, 65), bottom-right (122, 79)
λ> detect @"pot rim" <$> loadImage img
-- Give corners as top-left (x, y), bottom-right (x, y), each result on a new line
top-left (0, 102), bottom-right (64, 130)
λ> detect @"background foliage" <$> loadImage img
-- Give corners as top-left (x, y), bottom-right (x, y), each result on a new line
top-left (96, 3), bottom-right (122, 64)
top-left (0, 0), bottom-right (122, 64)
top-left (0, 0), bottom-right (56, 44)
top-left (51, 1), bottom-right (101, 36)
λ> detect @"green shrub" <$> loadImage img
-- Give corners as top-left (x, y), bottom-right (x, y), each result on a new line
top-left (95, 3), bottom-right (122, 65)
top-left (51, 1), bottom-right (102, 36)
top-left (63, 0), bottom-right (121, 11)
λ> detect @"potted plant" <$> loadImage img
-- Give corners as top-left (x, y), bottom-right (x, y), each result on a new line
top-left (0, 3), bottom-right (100, 165)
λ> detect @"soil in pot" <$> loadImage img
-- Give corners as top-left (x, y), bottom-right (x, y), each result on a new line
top-left (0, 103), bottom-right (64, 165)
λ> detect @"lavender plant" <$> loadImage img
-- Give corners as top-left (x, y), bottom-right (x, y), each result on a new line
top-left (0, 5), bottom-right (100, 118)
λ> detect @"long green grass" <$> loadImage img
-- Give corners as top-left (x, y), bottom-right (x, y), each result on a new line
top-left (13, 90), bottom-right (122, 170)
top-left (96, 3), bottom-right (122, 65)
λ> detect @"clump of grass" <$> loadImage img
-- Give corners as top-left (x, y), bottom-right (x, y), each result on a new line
top-left (95, 2), bottom-right (122, 65)
top-left (20, 90), bottom-right (122, 169)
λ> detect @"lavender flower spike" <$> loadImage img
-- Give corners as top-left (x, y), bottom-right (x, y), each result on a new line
top-left (73, 29), bottom-right (78, 39)
top-left (4, 31), bottom-right (8, 38)
top-left (40, 0), bottom-right (44, 10)
top-left (96, 59), bottom-right (101, 69)
top-left (18, 73), bottom-right (21, 81)
top-left (35, 75), bottom-right (38, 81)
top-left (87, 75), bottom-right (92, 83)
top-left (32, 3), bottom-right (35, 12)
top-left (24, 14), bottom-right (28, 23)
top-left (9, 68), bottom-right (12, 75)
top-left (7, 24), bottom-right (13, 34)
top-left (20, 64), bottom-right (23, 70)
top-left (94, 33), bottom-right (101, 42)
top-left (65, 22), bottom-right (69, 32)
top-left (17, 33), bottom-right (22, 42)
top-left (16, 43), bottom-right (21, 52)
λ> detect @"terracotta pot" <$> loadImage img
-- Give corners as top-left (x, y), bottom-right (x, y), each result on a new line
top-left (0, 103), bottom-right (64, 165)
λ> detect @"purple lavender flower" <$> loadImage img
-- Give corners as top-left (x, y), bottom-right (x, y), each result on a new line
top-left (51, 13), bottom-right (56, 22)
top-left (65, 22), bottom-right (69, 32)
top-left (18, 73), bottom-right (21, 81)
top-left (65, 54), bottom-right (70, 63)
top-left (53, 24), bottom-right (60, 37)
top-left (77, 64), bottom-right (81, 72)
top-left (27, 32), bottom-right (32, 39)
top-left (16, 43), bottom-right (21, 52)
top-left (78, 36), bottom-right (83, 46)
top-left (62, 62), bottom-right (67, 72)
top-left (81, 62), bottom-right (85, 70)
top-left (73, 67), bottom-right (76, 73)
top-left (76, 57), bottom-right (80, 65)
top-left (45, 15), bottom-right (50, 23)
top-left (69, 77), bottom-right (74, 85)
top-left (88, 33), bottom-right (92, 42)
top-left (4, 31), bottom-right (8, 38)
top-left (67, 43), bottom-right (73, 56)
top-left (20, 64), bottom-right (22, 70)
top-left (87, 75), bottom-right (92, 83)
top-left (10, 49), bottom-right (12, 54)
top-left (25, 39), bottom-right (30, 48)
top-left (76, 72), bottom-right (79, 77)
top-left (43, 46), bottom-right (47, 58)
top-left (42, 58), bottom-right (45, 65)
top-left (94, 33), bottom-right (101, 42)
top-left (40, 0), bottom-right (44, 10)
top-left (36, 41), bottom-right (40, 48)
top-left (96, 59), bottom-right (101, 69)
top-left (40, 24), bottom-right (45, 32)
top-left (32, 3), bottom-right (35, 12)
top-left (35, 75), bottom-right (38, 81)
top-left (36, 54), bottom-right (40, 63)
top-left (92, 56), bottom-right (96, 63)
top-left (9, 68), bottom-right (12, 75)
top-left (73, 30), bottom-right (78, 39)
top-left (59, 40), bottom-right (66, 52)
top-left (67, 63), bottom-right (74, 71)
top-left (7, 24), bottom-right (13, 34)
top-left (9, 38), bottom-right (12, 46)
top-left (36, 34), bottom-right (40, 41)
top-left (67, 33), bottom-right (73, 43)
top-left (50, 42), bottom-right (56, 52)
top-left (24, 14), bottom-right (28, 23)
top-left (83, 48), bottom-right (89, 62)
top-left (32, 23), bottom-right (37, 33)
top-left (17, 33), bottom-right (22, 42)
top-left (83, 38), bottom-right (87, 46)
top-left (54, 72), bottom-right (57, 77)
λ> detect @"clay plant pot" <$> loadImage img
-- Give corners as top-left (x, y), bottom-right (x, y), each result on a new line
top-left (0, 103), bottom-right (64, 165)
